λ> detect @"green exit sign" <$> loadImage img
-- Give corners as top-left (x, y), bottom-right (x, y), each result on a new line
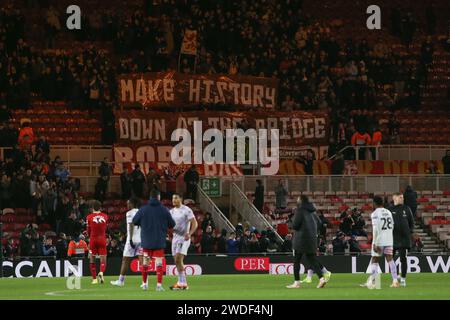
top-left (200, 177), bottom-right (221, 197)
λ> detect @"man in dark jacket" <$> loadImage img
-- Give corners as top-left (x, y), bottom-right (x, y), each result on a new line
top-left (332, 231), bottom-right (347, 254)
top-left (184, 165), bottom-right (199, 200)
top-left (287, 196), bottom-right (329, 289)
top-left (131, 164), bottom-right (146, 198)
top-left (215, 229), bottom-right (228, 253)
top-left (132, 189), bottom-right (176, 291)
top-left (120, 165), bottom-right (132, 199)
top-left (390, 193), bottom-right (414, 287)
top-left (253, 179), bottom-right (264, 212)
top-left (442, 150), bottom-right (450, 174)
top-left (55, 233), bottom-right (68, 259)
top-left (403, 185), bottom-right (417, 218)
top-left (200, 225), bottom-right (215, 253)
top-left (331, 153), bottom-right (345, 175)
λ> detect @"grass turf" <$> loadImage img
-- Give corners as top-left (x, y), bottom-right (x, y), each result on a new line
top-left (0, 274), bottom-right (449, 300)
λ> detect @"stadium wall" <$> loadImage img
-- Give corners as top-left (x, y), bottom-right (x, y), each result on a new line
top-left (2, 255), bottom-right (449, 278)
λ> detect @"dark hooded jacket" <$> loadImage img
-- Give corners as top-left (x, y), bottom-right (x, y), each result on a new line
top-left (403, 186), bottom-right (417, 209)
top-left (292, 201), bottom-right (320, 254)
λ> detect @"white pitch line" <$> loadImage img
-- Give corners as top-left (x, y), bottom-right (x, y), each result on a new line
top-left (44, 289), bottom-right (107, 297)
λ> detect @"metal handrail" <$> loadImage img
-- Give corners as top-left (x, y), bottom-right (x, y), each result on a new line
top-left (230, 183), bottom-right (284, 243)
top-left (197, 185), bottom-right (235, 233)
top-left (328, 145), bottom-right (379, 161)
top-left (328, 144), bottom-right (450, 161)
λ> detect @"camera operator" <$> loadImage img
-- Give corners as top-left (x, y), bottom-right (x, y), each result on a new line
top-left (339, 209), bottom-right (354, 235)
top-left (348, 235), bottom-right (361, 255)
top-left (350, 208), bottom-right (367, 237)
top-left (317, 210), bottom-right (330, 241)
top-left (332, 231), bottom-right (348, 254)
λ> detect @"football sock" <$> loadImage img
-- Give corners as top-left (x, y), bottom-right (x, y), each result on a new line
top-left (119, 275), bottom-right (125, 283)
top-left (371, 263), bottom-right (379, 281)
top-left (90, 263), bottom-right (97, 280)
top-left (389, 260), bottom-right (398, 281)
top-left (307, 269), bottom-right (313, 278)
top-left (179, 269), bottom-right (186, 284)
top-left (100, 262), bottom-right (106, 273)
top-left (156, 265), bottom-right (163, 285)
top-left (321, 267), bottom-right (329, 274)
top-left (142, 265), bottom-right (149, 284)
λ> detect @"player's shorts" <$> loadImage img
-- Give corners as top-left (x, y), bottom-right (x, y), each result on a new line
top-left (123, 241), bottom-right (142, 257)
top-left (89, 238), bottom-right (107, 256)
top-left (142, 248), bottom-right (165, 258)
top-left (172, 236), bottom-right (191, 256)
top-left (371, 245), bottom-right (393, 257)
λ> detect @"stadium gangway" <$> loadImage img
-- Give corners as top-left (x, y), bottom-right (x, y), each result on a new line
top-left (230, 183), bottom-right (284, 244)
top-left (197, 185), bottom-right (236, 234)
top-left (223, 174), bottom-right (450, 194)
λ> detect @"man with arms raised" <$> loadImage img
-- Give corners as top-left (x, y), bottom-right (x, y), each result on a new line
top-left (169, 193), bottom-right (198, 290)
top-left (111, 197), bottom-right (142, 287)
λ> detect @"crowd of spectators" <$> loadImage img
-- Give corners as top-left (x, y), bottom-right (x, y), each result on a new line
top-left (0, 2), bottom-right (444, 258)
top-left (1, 2), bottom-right (443, 114)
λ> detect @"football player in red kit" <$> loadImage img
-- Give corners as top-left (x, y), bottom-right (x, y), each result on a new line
top-left (86, 200), bottom-right (108, 284)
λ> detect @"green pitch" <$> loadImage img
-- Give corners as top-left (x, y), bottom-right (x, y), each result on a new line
top-left (0, 274), bottom-right (449, 300)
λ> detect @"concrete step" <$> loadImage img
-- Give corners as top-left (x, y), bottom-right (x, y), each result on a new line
top-left (422, 250), bottom-right (444, 254)
top-left (422, 240), bottom-right (437, 245)
top-left (423, 244), bottom-right (441, 248)
top-left (416, 233), bottom-right (428, 237)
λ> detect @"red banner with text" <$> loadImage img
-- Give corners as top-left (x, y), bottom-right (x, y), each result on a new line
top-left (118, 71), bottom-right (278, 108)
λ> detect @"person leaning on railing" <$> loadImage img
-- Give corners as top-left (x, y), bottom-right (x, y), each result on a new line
top-left (351, 130), bottom-right (371, 160)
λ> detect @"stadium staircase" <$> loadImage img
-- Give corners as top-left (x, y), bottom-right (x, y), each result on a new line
top-left (230, 183), bottom-right (284, 244)
top-left (197, 186), bottom-right (235, 234)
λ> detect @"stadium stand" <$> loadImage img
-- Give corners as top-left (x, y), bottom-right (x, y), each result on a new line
top-left (0, 0), bottom-right (449, 258)
top-left (245, 189), bottom-right (450, 253)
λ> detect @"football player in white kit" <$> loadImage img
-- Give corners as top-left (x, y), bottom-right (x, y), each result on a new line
top-left (169, 193), bottom-right (198, 290)
top-left (110, 197), bottom-right (142, 287)
top-left (363, 196), bottom-right (399, 289)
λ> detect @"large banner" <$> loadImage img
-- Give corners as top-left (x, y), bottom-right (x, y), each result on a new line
top-left (113, 144), bottom-right (243, 176)
top-left (115, 110), bottom-right (329, 146)
top-left (114, 110), bottom-right (328, 175)
top-left (2, 254), bottom-right (449, 277)
top-left (118, 72), bottom-right (279, 108)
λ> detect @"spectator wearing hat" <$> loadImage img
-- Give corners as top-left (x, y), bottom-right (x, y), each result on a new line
top-left (332, 231), bottom-right (347, 254)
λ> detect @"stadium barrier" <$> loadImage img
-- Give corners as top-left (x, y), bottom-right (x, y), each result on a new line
top-left (2, 254), bottom-right (449, 278)
top-left (70, 174), bottom-right (450, 194)
top-left (222, 175), bottom-right (450, 195)
top-left (328, 145), bottom-right (450, 161)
